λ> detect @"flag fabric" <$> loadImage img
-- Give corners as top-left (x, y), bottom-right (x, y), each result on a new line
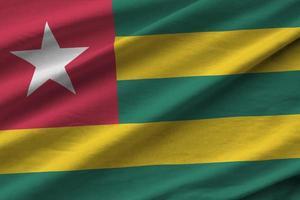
top-left (0, 0), bottom-right (300, 199)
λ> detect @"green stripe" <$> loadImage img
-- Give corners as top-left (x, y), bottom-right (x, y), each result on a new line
top-left (1, 159), bottom-right (300, 200)
top-left (118, 71), bottom-right (300, 123)
top-left (113, 0), bottom-right (300, 36)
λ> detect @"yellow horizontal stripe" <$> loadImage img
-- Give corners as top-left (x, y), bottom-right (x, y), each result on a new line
top-left (115, 28), bottom-right (300, 80)
top-left (1, 115), bottom-right (300, 174)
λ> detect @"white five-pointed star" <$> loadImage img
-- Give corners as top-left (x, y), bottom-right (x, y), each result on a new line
top-left (11, 22), bottom-right (88, 96)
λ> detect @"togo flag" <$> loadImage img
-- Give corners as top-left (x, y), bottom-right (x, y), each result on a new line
top-left (0, 0), bottom-right (300, 199)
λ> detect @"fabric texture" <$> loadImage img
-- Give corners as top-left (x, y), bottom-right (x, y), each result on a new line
top-left (1, 0), bottom-right (300, 199)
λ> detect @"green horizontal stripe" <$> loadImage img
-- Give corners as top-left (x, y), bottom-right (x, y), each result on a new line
top-left (1, 159), bottom-right (300, 200)
top-left (118, 71), bottom-right (300, 123)
top-left (113, 0), bottom-right (300, 36)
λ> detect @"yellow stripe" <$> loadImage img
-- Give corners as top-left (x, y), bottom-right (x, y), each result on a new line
top-left (1, 115), bottom-right (300, 174)
top-left (115, 28), bottom-right (300, 80)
